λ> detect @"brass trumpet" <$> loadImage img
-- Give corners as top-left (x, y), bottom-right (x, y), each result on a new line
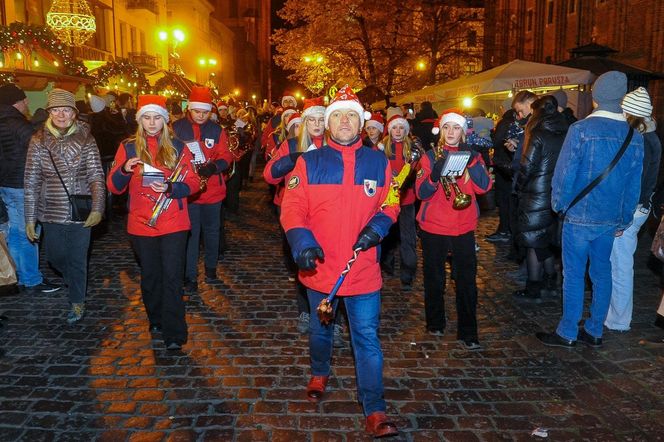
top-left (435, 147), bottom-right (472, 211)
top-left (146, 156), bottom-right (188, 228)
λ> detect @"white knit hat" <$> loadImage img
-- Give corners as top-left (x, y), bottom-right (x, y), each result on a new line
top-left (89, 95), bottom-right (106, 113)
top-left (622, 87), bottom-right (653, 118)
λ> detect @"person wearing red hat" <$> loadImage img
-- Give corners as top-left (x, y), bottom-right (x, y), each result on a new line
top-left (173, 86), bottom-right (234, 292)
top-left (261, 91), bottom-right (298, 160)
top-left (281, 85), bottom-right (399, 438)
top-left (264, 97), bottom-right (327, 338)
top-left (107, 95), bottom-right (200, 350)
top-left (378, 112), bottom-right (423, 290)
top-left (416, 109), bottom-right (492, 350)
top-left (363, 112), bottom-right (384, 149)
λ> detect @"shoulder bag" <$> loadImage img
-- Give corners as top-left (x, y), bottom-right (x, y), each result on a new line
top-left (47, 150), bottom-right (92, 222)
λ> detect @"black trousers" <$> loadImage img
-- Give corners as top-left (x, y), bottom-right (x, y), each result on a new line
top-left (421, 230), bottom-right (478, 341)
top-left (494, 174), bottom-right (511, 233)
top-left (275, 206), bottom-right (308, 314)
top-left (131, 231), bottom-right (188, 345)
top-left (43, 222), bottom-right (91, 304)
top-left (380, 204), bottom-right (417, 284)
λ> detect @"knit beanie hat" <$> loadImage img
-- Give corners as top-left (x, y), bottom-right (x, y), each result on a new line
top-left (552, 90), bottom-right (568, 108)
top-left (188, 86), bottom-right (213, 111)
top-left (592, 71), bottom-right (627, 113)
top-left (365, 112), bottom-right (385, 133)
top-left (387, 114), bottom-right (409, 135)
top-left (46, 88), bottom-right (77, 111)
top-left (0, 84), bottom-right (27, 106)
top-left (136, 95), bottom-right (169, 123)
top-left (89, 95), bottom-right (106, 113)
top-left (621, 87), bottom-right (653, 118)
top-left (324, 85), bottom-right (371, 129)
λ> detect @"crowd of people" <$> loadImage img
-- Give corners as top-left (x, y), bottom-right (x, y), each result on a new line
top-left (1, 69), bottom-right (663, 437)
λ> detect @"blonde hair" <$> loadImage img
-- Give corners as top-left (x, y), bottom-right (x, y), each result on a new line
top-left (132, 124), bottom-right (178, 170)
top-left (436, 129), bottom-right (466, 148)
top-left (380, 133), bottom-right (412, 160)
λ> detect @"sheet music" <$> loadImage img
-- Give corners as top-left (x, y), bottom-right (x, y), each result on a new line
top-left (143, 163), bottom-right (162, 174)
top-left (186, 141), bottom-right (206, 164)
top-left (441, 152), bottom-right (471, 177)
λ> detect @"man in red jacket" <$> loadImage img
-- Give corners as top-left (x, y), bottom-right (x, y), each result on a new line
top-left (173, 87), bottom-right (233, 292)
top-left (280, 85), bottom-right (399, 438)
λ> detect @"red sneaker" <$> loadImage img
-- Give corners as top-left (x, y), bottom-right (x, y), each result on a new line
top-left (306, 375), bottom-right (328, 402)
top-left (366, 411), bottom-right (399, 438)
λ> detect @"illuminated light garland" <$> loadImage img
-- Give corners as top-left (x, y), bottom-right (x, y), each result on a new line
top-left (46, 0), bottom-right (96, 47)
top-left (93, 59), bottom-right (150, 91)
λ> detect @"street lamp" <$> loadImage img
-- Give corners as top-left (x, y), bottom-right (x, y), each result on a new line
top-left (416, 60), bottom-right (426, 71)
top-left (159, 28), bottom-right (186, 75)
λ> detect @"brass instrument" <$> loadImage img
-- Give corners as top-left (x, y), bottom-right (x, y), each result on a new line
top-left (435, 146), bottom-right (472, 211)
top-left (225, 122), bottom-right (255, 180)
top-left (146, 155), bottom-right (188, 228)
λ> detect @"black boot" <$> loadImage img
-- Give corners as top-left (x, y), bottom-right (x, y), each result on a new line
top-left (512, 280), bottom-right (543, 302)
top-left (542, 273), bottom-right (559, 296)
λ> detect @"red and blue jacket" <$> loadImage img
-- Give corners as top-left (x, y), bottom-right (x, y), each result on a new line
top-left (172, 117), bottom-right (233, 205)
top-left (415, 144), bottom-right (492, 236)
top-left (280, 136), bottom-right (400, 296)
top-left (386, 141), bottom-right (417, 206)
top-left (107, 135), bottom-right (198, 237)
top-left (263, 135), bottom-right (325, 206)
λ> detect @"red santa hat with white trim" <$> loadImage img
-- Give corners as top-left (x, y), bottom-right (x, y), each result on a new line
top-left (188, 86), bottom-right (213, 112)
top-left (387, 113), bottom-right (409, 135)
top-left (285, 112), bottom-right (302, 131)
top-left (365, 112), bottom-right (385, 133)
top-left (136, 94), bottom-right (169, 123)
top-left (217, 100), bottom-right (228, 110)
top-left (302, 96), bottom-right (326, 120)
top-left (432, 108), bottom-right (467, 135)
top-left (324, 84), bottom-right (372, 129)
top-left (282, 90), bottom-right (297, 108)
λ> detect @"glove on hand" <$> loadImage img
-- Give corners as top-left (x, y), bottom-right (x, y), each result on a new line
top-left (352, 226), bottom-right (381, 251)
top-left (431, 158), bottom-right (446, 181)
top-left (197, 162), bottom-right (217, 178)
top-left (296, 247), bottom-right (324, 270)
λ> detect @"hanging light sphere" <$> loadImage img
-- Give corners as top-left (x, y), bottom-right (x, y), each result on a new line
top-left (46, 0), bottom-right (96, 47)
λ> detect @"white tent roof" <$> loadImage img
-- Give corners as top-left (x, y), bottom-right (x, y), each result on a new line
top-left (384, 59), bottom-right (595, 106)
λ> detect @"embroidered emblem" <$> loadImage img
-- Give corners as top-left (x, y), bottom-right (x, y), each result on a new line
top-left (364, 179), bottom-right (377, 197)
top-left (204, 138), bottom-right (215, 149)
top-left (417, 168), bottom-right (424, 178)
top-left (287, 175), bottom-right (300, 189)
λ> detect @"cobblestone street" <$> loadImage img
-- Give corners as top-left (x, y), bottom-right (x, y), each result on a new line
top-left (0, 178), bottom-right (662, 442)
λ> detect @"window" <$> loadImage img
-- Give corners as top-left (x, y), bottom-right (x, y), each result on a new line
top-left (569, 0), bottom-right (576, 13)
top-left (547, 1), bottom-right (554, 24)
top-left (467, 30), bottom-right (477, 47)
top-left (130, 26), bottom-right (137, 53)
top-left (119, 22), bottom-right (127, 57)
top-left (527, 10), bottom-right (533, 32)
top-left (140, 31), bottom-right (146, 53)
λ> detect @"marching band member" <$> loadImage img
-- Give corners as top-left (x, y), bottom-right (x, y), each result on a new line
top-left (281, 86), bottom-right (399, 438)
top-left (264, 97), bottom-right (326, 336)
top-left (363, 112), bottom-right (384, 149)
top-left (261, 92), bottom-right (298, 159)
top-left (173, 87), bottom-right (233, 292)
top-left (107, 95), bottom-right (198, 350)
top-left (416, 109), bottom-right (492, 350)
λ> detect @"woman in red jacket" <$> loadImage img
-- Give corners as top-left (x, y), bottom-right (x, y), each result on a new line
top-left (107, 95), bottom-right (199, 350)
top-left (415, 110), bottom-right (492, 350)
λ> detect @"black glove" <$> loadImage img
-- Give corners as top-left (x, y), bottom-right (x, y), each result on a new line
top-left (352, 226), bottom-right (381, 251)
top-left (296, 247), bottom-right (324, 270)
top-left (197, 162), bottom-right (217, 178)
top-left (430, 158), bottom-right (446, 181)
top-left (289, 152), bottom-right (303, 164)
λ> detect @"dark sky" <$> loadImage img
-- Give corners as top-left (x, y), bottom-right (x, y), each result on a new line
top-left (270, 0), bottom-right (304, 100)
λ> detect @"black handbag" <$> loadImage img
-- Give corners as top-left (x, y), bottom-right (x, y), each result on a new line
top-left (47, 150), bottom-right (92, 222)
top-left (555, 127), bottom-right (634, 246)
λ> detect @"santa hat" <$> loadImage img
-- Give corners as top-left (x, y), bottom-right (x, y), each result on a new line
top-left (432, 108), bottom-right (467, 135)
top-left (302, 96), bottom-right (325, 120)
top-left (387, 114), bottom-right (409, 135)
top-left (365, 112), bottom-right (385, 133)
top-left (285, 112), bottom-right (302, 131)
top-left (188, 86), bottom-right (213, 111)
top-left (324, 84), bottom-right (372, 129)
top-left (217, 100), bottom-right (228, 110)
top-left (282, 90), bottom-right (297, 108)
top-left (135, 95), bottom-right (169, 123)
top-left (281, 108), bottom-right (297, 125)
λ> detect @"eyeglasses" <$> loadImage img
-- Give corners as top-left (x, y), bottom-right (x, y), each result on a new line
top-left (49, 107), bottom-right (75, 115)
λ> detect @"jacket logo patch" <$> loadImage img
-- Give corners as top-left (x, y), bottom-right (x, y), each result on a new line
top-left (417, 168), bottom-right (424, 178)
top-left (364, 179), bottom-right (377, 197)
top-left (288, 175), bottom-right (300, 189)
top-left (204, 138), bottom-right (215, 149)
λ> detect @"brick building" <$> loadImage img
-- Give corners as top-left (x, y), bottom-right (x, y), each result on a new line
top-left (484, 0), bottom-right (664, 117)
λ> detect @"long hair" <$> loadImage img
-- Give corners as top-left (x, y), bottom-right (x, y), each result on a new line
top-left (626, 114), bottom-right (647, 134)
top-left (522, 95), bottom-right (558, 159)
top-left (132, 124), bottom-right (178, 170)
top-left (296, 117), bottom-right (326, 152)
top-left (380, 133), bottom-right (412, 160)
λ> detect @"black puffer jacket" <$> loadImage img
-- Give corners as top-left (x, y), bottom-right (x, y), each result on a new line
top-left (0, 104), bottom-right (36, 188)
top-left (515, 112), bottom-right (569, 248)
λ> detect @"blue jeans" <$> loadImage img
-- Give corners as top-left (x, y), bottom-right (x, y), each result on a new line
top-left (606, 207), bottom-right (649, 331)
top-left (307, 289), bottom-right (385, 416)
top-left (0, 187), bottom-right (43, 286)
top-left (556, 222), bottom-right (616, 341)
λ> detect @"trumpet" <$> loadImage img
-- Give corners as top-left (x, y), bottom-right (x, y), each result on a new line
top-left (146, 157), bottom-right (188, 228)
top-left (435, 146), bottom-right (472, 211)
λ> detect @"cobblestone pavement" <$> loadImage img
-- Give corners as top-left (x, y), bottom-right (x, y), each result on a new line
top-left (0, 177), bottom-right (662, 442)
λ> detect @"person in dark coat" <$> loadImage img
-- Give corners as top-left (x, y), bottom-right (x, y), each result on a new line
top-left (486, 107), bottom-right (516, 242)
top-left (513, 95), bottom-right (569, 301)
top-left (412, 101), bottom-right (438, 151)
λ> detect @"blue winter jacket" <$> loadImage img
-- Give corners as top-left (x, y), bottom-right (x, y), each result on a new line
top-left (551, 111), bottom-right (644, 230)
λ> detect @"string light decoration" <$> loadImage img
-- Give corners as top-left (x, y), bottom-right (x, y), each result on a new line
top-left (0, 22), bottom-right (88, 77)
top-left (93, 59), bottom-right (150, 91)
top-left (154, 75), bottom-right (189, 99)
top-left (0, 72), bottom-right (16, 85)
top-left (46, 0), bottom-right (96, 47)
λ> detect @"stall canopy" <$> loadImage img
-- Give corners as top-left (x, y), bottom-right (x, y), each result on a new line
top-left (381, 59), bottom-right (594, 107)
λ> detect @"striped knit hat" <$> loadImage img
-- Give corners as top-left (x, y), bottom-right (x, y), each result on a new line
top-left (621, 87), bottom-right (652, 118)
top-left (46, 88), bottom-right (76, 111)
